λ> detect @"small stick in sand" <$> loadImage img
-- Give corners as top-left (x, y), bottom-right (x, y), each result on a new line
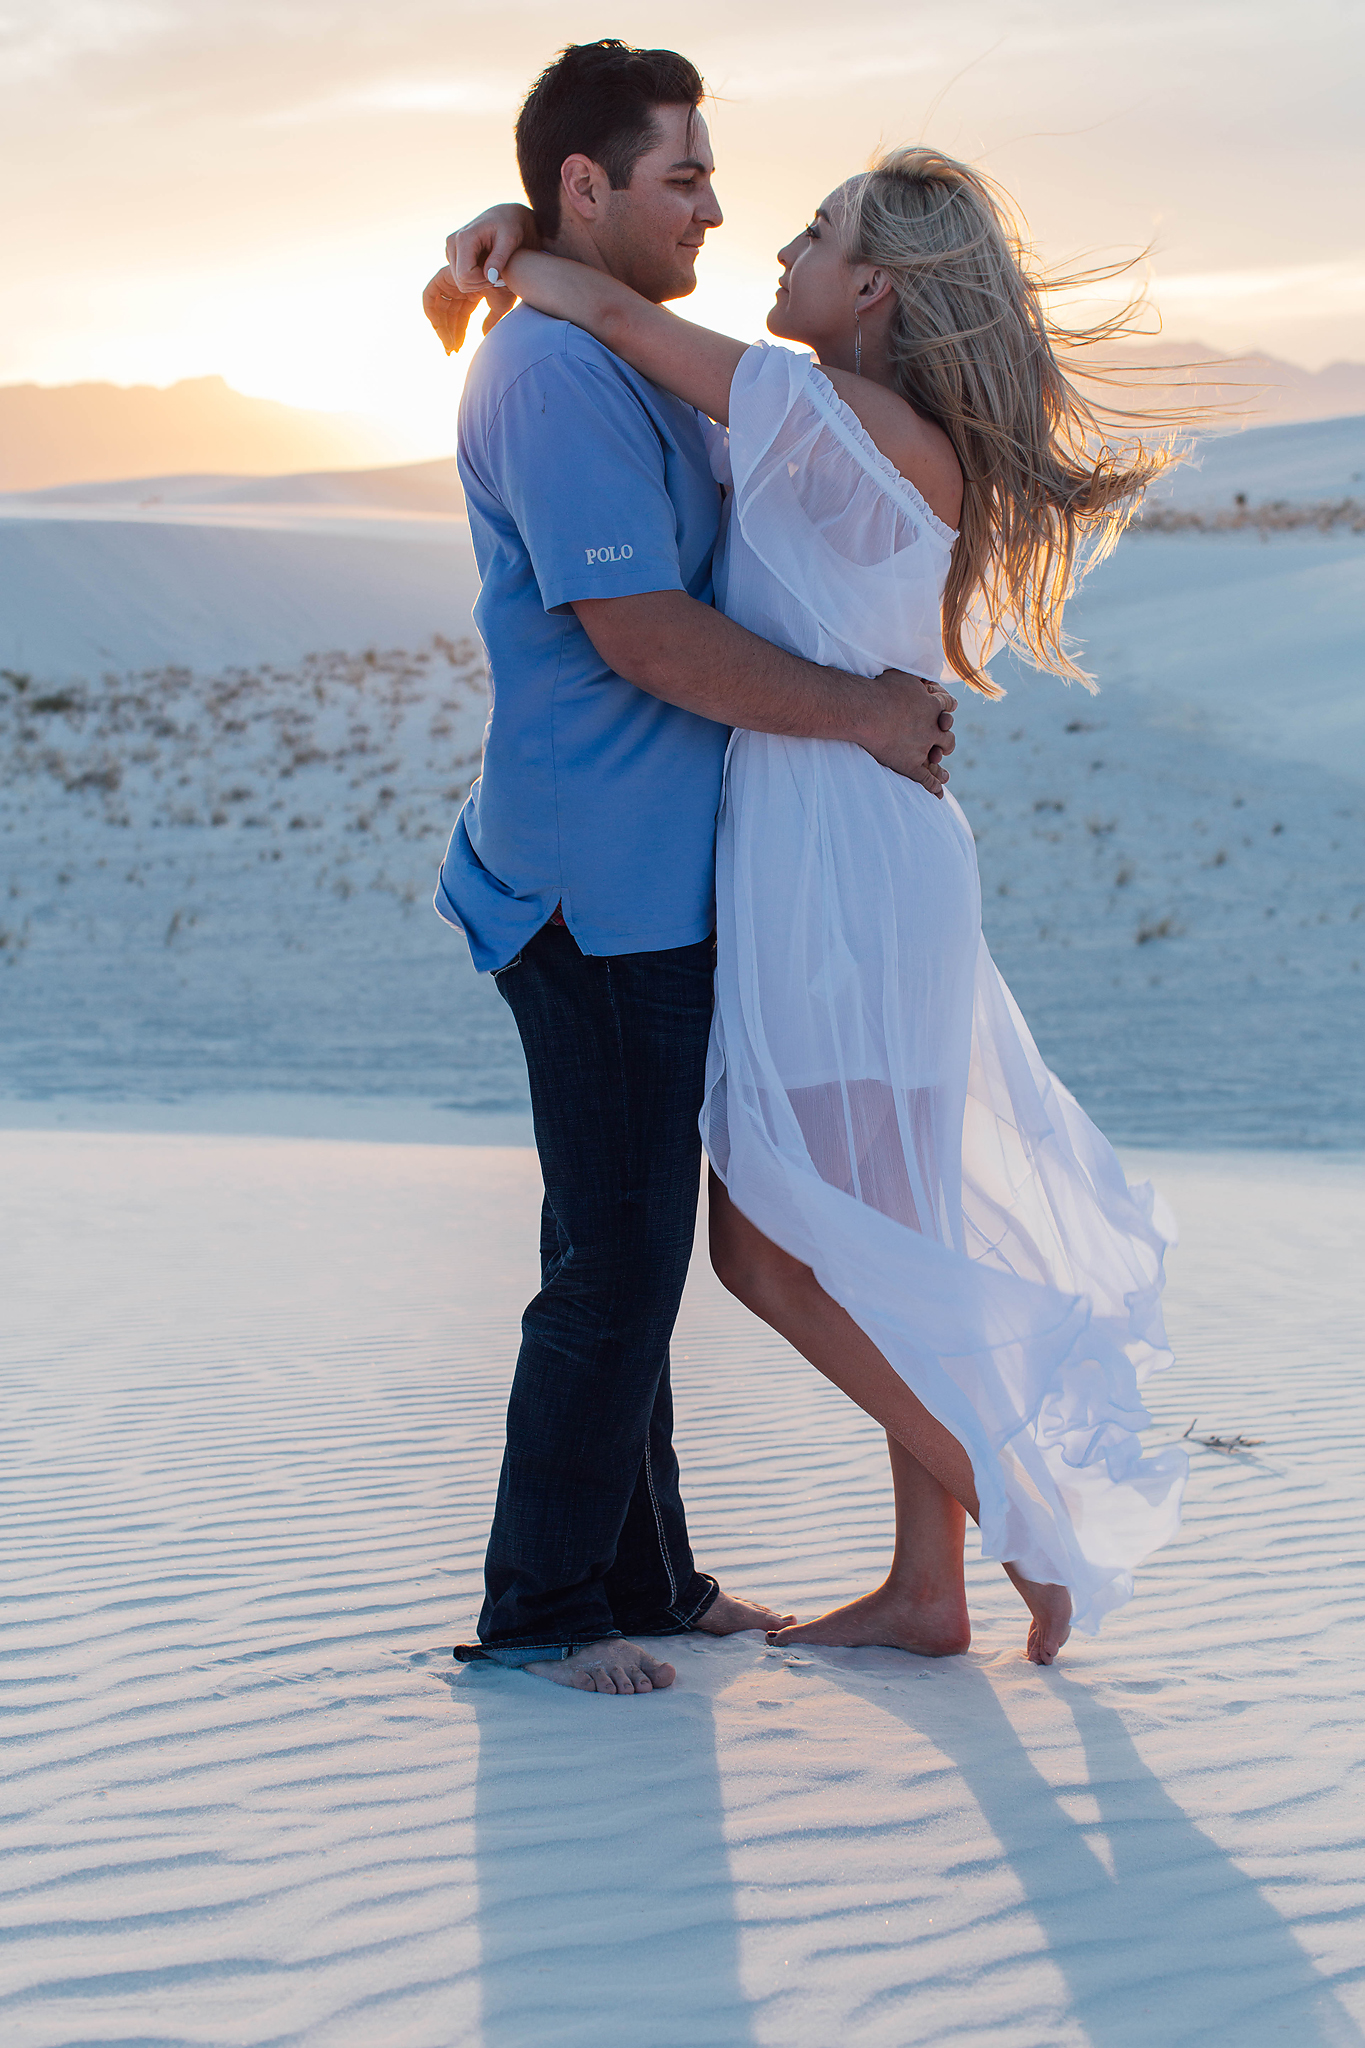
top-left (1182, 1418), bottom-right (1266, 1454)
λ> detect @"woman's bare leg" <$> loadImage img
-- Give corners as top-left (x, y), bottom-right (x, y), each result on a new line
top-left (771, 1431), bottom-right (971, 1654)
top-left (709, 1170), bottom-right (1071, 1664)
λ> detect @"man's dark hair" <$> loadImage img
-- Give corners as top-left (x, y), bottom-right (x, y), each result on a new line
top-left (515, 39), bottom-right (705, 239)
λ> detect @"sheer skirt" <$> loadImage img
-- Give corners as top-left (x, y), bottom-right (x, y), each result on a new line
top-left (704, 729), bottom-right (1187, 1632)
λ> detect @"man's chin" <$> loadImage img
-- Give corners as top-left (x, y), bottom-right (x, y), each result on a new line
top-left (648, 266), bottom-right (699, 306)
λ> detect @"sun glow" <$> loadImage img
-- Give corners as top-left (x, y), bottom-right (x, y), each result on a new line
top-left (3, 1), bottom-right (1361, 468)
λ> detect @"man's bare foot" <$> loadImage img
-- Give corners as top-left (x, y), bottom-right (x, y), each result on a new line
top-left (522, 1639), bottom-right (676, 1695)
top-left (693, 1589), bottom-right (797, 1635)
top-left (767, 1580), bottom-right (971, 1658)
top-left (1004, 1566), bottom-right (1072, 1665)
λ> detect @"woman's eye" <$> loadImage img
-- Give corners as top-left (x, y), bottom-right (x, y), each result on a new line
top-left (805, 220), bottom-right (820, 240)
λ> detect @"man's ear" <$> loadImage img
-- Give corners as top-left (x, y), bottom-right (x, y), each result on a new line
top-left (560, 154), bottom-right (610, 225)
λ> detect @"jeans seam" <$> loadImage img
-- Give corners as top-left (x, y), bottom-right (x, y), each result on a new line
top-left (604, 953), bottom-right (679, 1613)
top-left (677, 1574), bottom-right (720, 1628)
top-left (641, 1433), bottom-right (679, 1609)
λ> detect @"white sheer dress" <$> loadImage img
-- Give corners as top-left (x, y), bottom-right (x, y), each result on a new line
top-left (704, 344), bottom-right (1187, 1632)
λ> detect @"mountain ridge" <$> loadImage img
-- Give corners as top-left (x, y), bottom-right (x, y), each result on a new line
top-left (0, 376), bottom-right (425, 493)
top-left (3, 346), bottom-right (1361, 501)
top-left (1078, 339), bottom-right (1365, 427)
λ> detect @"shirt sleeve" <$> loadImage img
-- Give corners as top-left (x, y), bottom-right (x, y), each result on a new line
top-left (484, 346), bottom-right (688, 614)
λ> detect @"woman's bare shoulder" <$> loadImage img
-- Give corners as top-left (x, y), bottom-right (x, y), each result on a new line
top-left (818, 364), bottom-right (963, 529)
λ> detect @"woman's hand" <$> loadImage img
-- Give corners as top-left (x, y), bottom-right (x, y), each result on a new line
top-left (446, 201), bottom-right (538, 294)
top-left (422, 202), bottom-right (537, 355)
top-left (422, 269), bottom-right (502, 355)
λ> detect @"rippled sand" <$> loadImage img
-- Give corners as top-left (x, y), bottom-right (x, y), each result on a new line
top-left (4, 1132), bottom-right (1362, 2044)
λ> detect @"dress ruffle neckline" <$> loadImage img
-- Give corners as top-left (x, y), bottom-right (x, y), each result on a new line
top-left (799, 355), bottom-right (961, 546)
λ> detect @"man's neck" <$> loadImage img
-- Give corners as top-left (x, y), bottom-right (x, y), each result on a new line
top-left (542, 224), bottom-right (613, 277)
top-left (542, 220), bottom-right (673, 305)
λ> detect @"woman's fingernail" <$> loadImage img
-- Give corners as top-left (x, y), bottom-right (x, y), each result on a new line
top-left (486, 265), bottom-right (500, 286)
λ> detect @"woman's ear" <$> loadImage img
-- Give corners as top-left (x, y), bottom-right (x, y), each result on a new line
top-left (857, 267), bottom-right (895, 312)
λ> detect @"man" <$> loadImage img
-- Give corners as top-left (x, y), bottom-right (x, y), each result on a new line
top-left (424, 40), bottom-right (954, 1697)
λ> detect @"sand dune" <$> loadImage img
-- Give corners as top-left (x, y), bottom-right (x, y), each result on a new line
top-left (3, 1132), bottom-right (1362, 2045)
top-left (1146, 412), bottom-right (1365, 511)
top-left (1064, 531), bottom-right (1365, 780)
top-left (0, 453), bottom-right (465, 519)
top-left (0, 413), bottom-right (1360, 1150)
top-left (0, 514), bottom-right (476, 676)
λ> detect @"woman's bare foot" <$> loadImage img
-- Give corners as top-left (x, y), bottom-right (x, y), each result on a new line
top-left (1003, 1566), bottom-right (1072, 1665)
top-left (767, 1580), bottom-right (970, 1658)
top-left (693, 1589), bottom-right (797, 1634)
top-left (523, 1640), bottom-right (676, 1694)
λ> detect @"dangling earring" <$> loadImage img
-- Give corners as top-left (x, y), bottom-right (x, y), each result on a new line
top-left (854, 307), bottom-right (862, 376)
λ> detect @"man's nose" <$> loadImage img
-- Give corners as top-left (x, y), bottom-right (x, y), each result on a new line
top-left (697, 179), bottom-right (723, 229)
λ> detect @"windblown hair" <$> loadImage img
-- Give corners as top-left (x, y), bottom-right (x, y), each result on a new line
top-left (844, 147), bottom-right (1176, 694)
top-left (516, 40), bottom-right (704, 240)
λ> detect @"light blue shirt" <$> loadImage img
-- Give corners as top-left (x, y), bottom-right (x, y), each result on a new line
top-left (435, 306), bottom-right (728, 972)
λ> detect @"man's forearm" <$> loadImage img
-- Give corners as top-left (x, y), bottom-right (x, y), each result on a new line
top-left (572, 590), bottom-right (891, 749)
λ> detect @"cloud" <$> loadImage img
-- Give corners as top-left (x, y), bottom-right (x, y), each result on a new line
top-left (258, 71), bottom-right (523, 129)
top-left (708, 50), bottom-right (941, 104)
top-left (5, 0), bottom-right (1360, 404)
top-left (0, 0), bottom-right (172, 86)
top-left (1153, 260), bottom-right (1365, 310)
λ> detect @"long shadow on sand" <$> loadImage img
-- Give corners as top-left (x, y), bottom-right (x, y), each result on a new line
top-left (461, 1665), bottom-right (756, 2048)
top-left (852, 1658), bottom-right (1361, 2048)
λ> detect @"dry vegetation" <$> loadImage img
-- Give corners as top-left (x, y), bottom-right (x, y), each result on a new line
top-left (1138, 496), bottom-right (1365, 535)
top-left (0, 636), bottom-right (488, 844)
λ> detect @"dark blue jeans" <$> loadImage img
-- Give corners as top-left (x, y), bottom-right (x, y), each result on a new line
top-left (459, 919), bottom-right (720, 1665)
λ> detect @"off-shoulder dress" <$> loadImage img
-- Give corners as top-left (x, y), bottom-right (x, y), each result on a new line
top-left (704, 343), bottom-right (1187, 1632)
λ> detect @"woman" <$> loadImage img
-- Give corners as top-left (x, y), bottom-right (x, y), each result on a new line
top-left (437, 148), bottom-right (1188, 1664)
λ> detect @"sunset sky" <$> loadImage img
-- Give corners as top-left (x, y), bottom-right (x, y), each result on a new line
top-left (4, 0), bottom-right (1362, 459)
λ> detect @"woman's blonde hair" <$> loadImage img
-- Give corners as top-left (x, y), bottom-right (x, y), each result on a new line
top-left (844, 146), bottom-right (1175, 695)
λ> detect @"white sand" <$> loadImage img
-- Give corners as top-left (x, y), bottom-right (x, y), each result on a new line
top-left (4, 1131), bottom-right (1363, 2046)
top-left (3, 411), bottom-right (1362, 2037)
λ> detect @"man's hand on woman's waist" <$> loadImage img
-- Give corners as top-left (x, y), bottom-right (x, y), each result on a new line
top-left (571, 590), bottom-right (955, 798)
